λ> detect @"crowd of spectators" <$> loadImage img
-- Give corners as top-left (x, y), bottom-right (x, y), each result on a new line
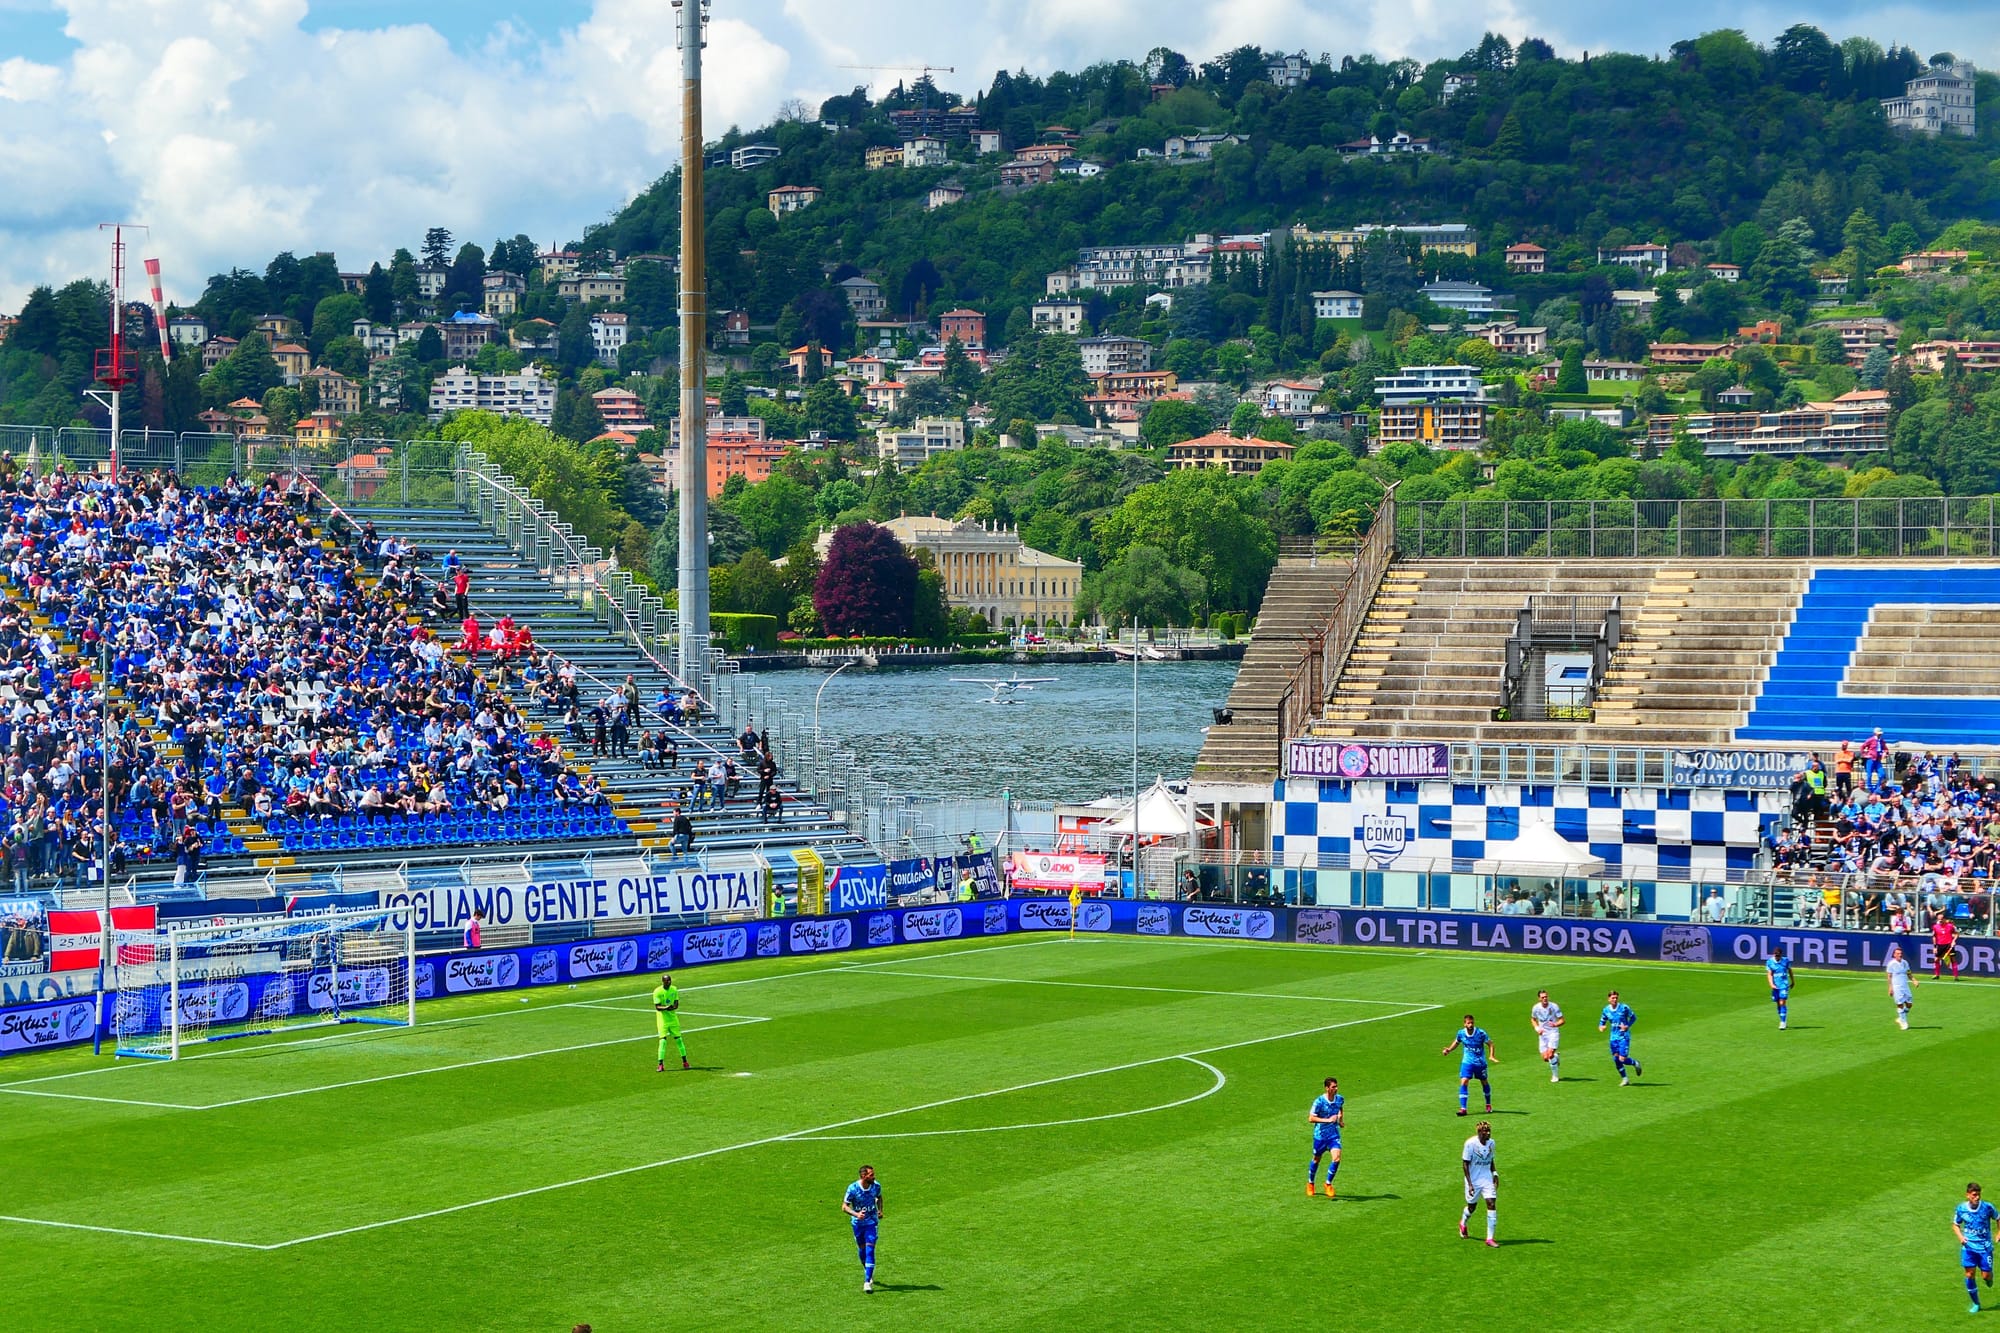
top-left (0, 461), bottom-right (640, 890)
top-left (1771, 737), bottom-right (1997, 930)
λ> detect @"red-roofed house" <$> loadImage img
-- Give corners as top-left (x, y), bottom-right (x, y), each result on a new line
top-left (334, 450), bottom-right (388, 501)
top-left (1504, 243), bottom-right (1546, 274)
top-left (787, 344), bottom-right (835, 379)
top-left (767, 184), bottom-right (823, 215)
top-left (864, 381), bottom-right (909, 414)
top-left (938, 309), bottom-right (986, 348)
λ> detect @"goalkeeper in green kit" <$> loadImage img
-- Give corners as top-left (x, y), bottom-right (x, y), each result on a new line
top-left (654, 973), bottom-right (690, 1071)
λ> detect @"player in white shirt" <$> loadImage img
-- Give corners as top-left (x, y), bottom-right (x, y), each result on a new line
top-left (1886, 943), bottom-right (1917, 1030)
top-left (1530, 989), bottom-right (1564, 1083)
top-left (1460, 1121), bottom-right (1498, 1247)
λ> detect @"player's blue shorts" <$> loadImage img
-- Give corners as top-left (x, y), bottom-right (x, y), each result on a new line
top-left (1770, 985), bottom-right (1789, 1003)
top-left (1964, 1245), bottom-right (1993, 1272)
top-left (1459, 1060), bottom-right (1488, 1080)
top-left (1608, 1036), bottom-right (1632, 1057)
top-left (1313, 1131), bottom-right (1341, 1153)
top-left (853, 1218), bottom-right (878, 1242)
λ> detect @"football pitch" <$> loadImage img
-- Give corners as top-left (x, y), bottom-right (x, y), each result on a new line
top-left (2, 933), bottom-right (1996, 1331)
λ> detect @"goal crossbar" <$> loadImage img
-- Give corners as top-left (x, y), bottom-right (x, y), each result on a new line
top-left (112, 907), bottom-right (417, 1060)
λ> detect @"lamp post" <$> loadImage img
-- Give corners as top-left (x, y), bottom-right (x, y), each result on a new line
top-left (1131, 621), bottom-right (1141, 892)
top-left (814, 658), bottom-right (855, 743)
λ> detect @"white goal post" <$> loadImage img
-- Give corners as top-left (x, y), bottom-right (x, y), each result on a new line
top-left (110, 908), bottom-right (416, 1060)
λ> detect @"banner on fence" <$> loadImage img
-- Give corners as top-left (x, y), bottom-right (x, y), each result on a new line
top-left (0, 996), bottom-right (95, 1053)
top-left (47, 905), bottom-right (157, 973)
top-left (1009, 851), bottom-right (1105, 891)
top-left (14, 897), bottom-right (1996, 1058)
top-left (888, 858), bottom-right (937, 899)
top-left (381, 866), bottom-right (765, 932)
top-left (1287, 740), bottom-right (1451, 781)
top-left (1669, 749), bottom-right (1811, 790)
top-left (827, 863), bottom-right (889, 914)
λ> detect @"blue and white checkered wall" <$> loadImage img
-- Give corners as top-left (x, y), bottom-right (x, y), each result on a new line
top-left (1272, 780), bottom-right (1790, 875)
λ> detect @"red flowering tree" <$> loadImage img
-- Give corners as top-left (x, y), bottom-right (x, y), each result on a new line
top-left (813, 522), bottom-right (918, 636)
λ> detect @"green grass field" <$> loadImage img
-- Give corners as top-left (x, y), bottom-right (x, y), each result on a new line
top-left (3, 934), bottom-right (1996, 1331)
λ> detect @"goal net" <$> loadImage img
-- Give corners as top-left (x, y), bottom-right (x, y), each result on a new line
top-left (110, 908), bottom-right (416, 1060)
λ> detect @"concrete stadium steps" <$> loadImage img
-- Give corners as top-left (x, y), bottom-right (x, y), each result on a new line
top-left (1311, 559), bottom-right (1810, 747)
top-left (1843, 607), bottom-right (2000, 696)
top-left (1195, 555), bottom-right (1362, 781)
top-left (352, 506), bottom-right (874, 878)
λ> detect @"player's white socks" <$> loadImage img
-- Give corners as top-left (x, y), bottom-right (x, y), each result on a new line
top-left (1460, 1206), bottom-right (1473, 1228)
top-left (1486, 1210), bottom-right (1496, 1241)
top-left (1549, 1055), bottom-right (1559, 1081)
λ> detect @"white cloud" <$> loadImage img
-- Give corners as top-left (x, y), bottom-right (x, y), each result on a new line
top-left (0, 0), bottom-right (792, 309)
top-left (0, 56), bottom-right (63, 101)
top-left (0, 0), bottom-right (1995, 311)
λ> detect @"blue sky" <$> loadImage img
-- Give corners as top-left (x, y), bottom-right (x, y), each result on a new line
top-left (0, 1), bottom-right (1993, 310)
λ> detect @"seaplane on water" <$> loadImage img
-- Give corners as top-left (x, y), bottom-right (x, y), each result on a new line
top-left (952, 670), bottom-right (1058, 704)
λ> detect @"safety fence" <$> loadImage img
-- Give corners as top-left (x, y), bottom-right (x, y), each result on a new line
top-left (1396, 496), bottom-right (2000, 560)
top-left (1178, 847), bottom-right (1997, 934)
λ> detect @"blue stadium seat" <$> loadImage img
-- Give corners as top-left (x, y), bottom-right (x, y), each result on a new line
top-left (1738, 567), bottom-right (2000, 744)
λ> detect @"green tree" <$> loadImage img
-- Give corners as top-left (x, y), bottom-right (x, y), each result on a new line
top-left (1554, 343), bottom-right (1586, 393)
top-left (441, 411), bottom-right (632, 549)
top-left (1227, 401), bottom-right (1263, 436)
top-left (730, 474), bottom-right (815, 556)
top-left (1082, 545), bottom-right (1206, 630)
top-left (721, 549), bottom-right (790, 619)
top-left (803, 378), bottom-right (859, 438)
top-left (1841, 209), bottom-right (1882, 292)
top-left (1139, 398), bottom-right (1213, 448)
top-left (308, 292), bottom-right (364, 357)
top-left (205, 333), bottom-right (280, 403)
top-left (1095, 467), bottom-right (1275, 612)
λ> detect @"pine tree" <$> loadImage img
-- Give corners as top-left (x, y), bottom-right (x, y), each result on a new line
top-left (1555, 343), bottom-right (1586, 393)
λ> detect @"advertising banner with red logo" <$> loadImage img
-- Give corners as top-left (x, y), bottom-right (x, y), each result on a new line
top-left (47, 906), bottom-right (157, 973)
top-left (1008, 851), bottom-right (1106, 891)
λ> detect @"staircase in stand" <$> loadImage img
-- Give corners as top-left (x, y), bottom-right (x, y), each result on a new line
top-left (1194, 553), bottom-right (1359, 783)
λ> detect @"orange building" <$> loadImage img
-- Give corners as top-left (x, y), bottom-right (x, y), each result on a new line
top-left (705, 433), bottom-right (791, 497)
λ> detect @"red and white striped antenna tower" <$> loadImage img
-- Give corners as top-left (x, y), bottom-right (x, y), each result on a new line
top-left (143, 257), bottom-right (171, 363)
top-left (91, 222), bottom-right (147, 486)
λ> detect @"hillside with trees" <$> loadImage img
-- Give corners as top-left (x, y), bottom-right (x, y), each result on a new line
top-left (6, 27), bottom-right (2000, 633)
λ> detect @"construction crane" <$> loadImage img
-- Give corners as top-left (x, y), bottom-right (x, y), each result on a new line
top-left (834, 63), bottom-right (957, 122)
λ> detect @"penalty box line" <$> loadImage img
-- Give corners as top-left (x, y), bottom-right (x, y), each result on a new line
top-left (0, 1000), bottom-right (1436, 1252)
top-left (0, 936), bottom-right (1071, 1095)
top-left (0, 1016), bottom-right (772, 1112)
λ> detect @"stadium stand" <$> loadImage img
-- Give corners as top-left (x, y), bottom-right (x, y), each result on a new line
top-left (1766, 749), bottom-right (1998, 931)
top-left (1308, 558), bottom-right (1808, 745)
top-left (1738, 567), bottom-right (2000, 745)
top-left (1196, 548), bottom-right (1361, 778)
top-left (348, 506), bottom-right (868, 872)
top-left (0, 460), bottom-right (868, 905)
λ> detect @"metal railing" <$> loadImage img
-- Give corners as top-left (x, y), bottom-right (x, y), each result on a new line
top-left (0, 423), bottom-right (467, 509)
top-left (1398, 496), bottom-right (2000, 560)
top-left (1274, 487), bottom-right (1399, 757)
top-left (454, 449), bottom-right (947, 858)
top-left (1176, 849), bottom-right (1997, 934)
top-left (8, 426), bottom-right (955, 870)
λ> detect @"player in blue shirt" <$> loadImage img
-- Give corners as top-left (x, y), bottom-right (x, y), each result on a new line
top-left (1442, 1014), bottom-right (1495, 1116)
top-left (842, 1165), bottom-right (883, 1293)
top-left (1307, 1076), bottom-right (1345, 1199)
top-left (1764, 952), bottom-right (1793, 1030)
top-left (1597, 990), bottom-right (1643, 1085)
top-left (1956, 1181), bottom-right (1998, 1313)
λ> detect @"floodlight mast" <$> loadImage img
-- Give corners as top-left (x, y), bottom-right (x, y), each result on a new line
top-left (88, 221), bottom-right (147, 1052)
top-left (673, 0), bottom-right (711, 688)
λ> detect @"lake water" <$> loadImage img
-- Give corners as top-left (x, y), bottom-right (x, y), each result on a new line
top-left (735, 658), bottom-right (1241, 804)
